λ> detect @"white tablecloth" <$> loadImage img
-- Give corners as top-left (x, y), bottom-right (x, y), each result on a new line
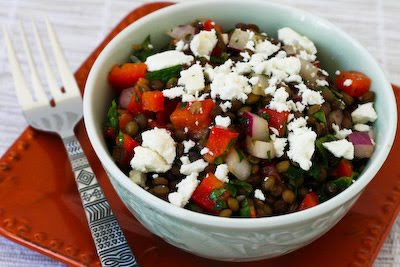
top-left (0, 0), bottom-right (399, 266)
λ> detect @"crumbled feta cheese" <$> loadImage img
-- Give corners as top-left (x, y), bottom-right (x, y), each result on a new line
top-left (141, 128), bottom-right (176, 164)
top-left (249, 53), bottom-right (268, 74)
top-left (278, 27), bottom-right (317, 57)
top-left (168, 173), bottom-right (199, 207)
top-left (274, 87), bottom-right (290, 102)
top-left (247, 30), bottom-right (255, 40)
top-left (152, 174), bottom-right (159, 179)
top-left (316, 79), bottom-right (329, 87)
top-left (249, 76), bottom-right (259, 85)
top-left (190, 29), bottom-right (218, 59)
top-left (270, 127), bottom-right (280, 136)
top-left (184, 127), bottom-right (189, 133)
top-left (181, 94), bottom-right (196, 102)
top-left (287, 117), bottom-right (307, 131)
top-left (287, 100), bottom-right (297, 112)
top-left (254, 189), bottom-right (265, 201)
top-left (210, 72), bottom-right (251, 102)
top-left (215, 115), bottom-right (231, 128)
top-left (214, 59), bottom-right (234, 74)
top-left (302, 89), bottom-right (325, 105)
top-left (285, 74), bottom-right (303, 83)
top-left (351, 102), bottom-right (378, 123)
top-left (129, 170), bottom-right (146, 187)
top-left (264, 77), bottom-right (278, 95)
top-left (215, 164), bottom-right (229, 183)
top-left (197, 93), bottom-right (209, 101)
top-left (296, 83), bottom-right (324, 106)
top-left (295, 101), bottom-right (306, 112)
top-left (175, 40), bottom-right (188, 51)
top-left (245, 39), bottom-right (255, 51)
top-left (343, 79), bottom-right (353, 87)
top-left (145, 50), bottom-right (193, 71)
top-left (273, 51), bottom-right (286, 59)
top-left (162, 86), bottom-right (185, 99)
top-left (332, 123), bottom-right (352, 139)
top-left (204, 64), bottom-right (215, 81)
top-left (205, 59), bottom-right (234, 82)
top-left (287, 100), bottom-right (305, 113)
top-left (168, 192), bottom-right (185, 207)
top-left (268, 87), bottom-right (290, 112)
top-left (298, 50), bottom-right (316, 62)
top-left (130, 146), bottom-right (170, 173)
top-left (178, 64), bottom-right (205, 94)
top-left (288, 113), bottom-right (295, 122)
top-left (322, 139), bottom-right (354, 160)
top-left (182, 140), bottom-right (196, 153)
top-left (180, 159), bottom-right (208, 175)
top-left (265, 56), bottom-right (301, 78)
top-left (255, 39), bottom-right (280, 57)
top-left (287, 127), bottom-right (317, 171)
top-left (219, 101), bottom-right (232, 112)
top-left (335, 70), bottom-right (341, 75)
top-left (271, 134), bottom-right (287, 158)
top-left (235, 62), bottom-right (252, 75)
top-left (321, 69), bottom-right (329, 76)
top-left (180, 156), bottom-right (190, 165)
top-left (240, 51), bottom-right (251, 61)
top-left (222, 33), bottom-right (229, 44)
top-left (200, 147), bottom-right (210, 155)
top-left (353, 123), bottom-right (371, 132)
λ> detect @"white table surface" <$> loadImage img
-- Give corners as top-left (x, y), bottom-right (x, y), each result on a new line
top-left (0, 0), bottom-right (399, 266)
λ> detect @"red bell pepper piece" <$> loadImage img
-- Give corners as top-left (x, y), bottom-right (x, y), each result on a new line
top-left (259, 108), bottom-right (289, 136)
top-left (250, 203), bottom-right (256, 218)
top-left (299, 192), bottom-right (319, 211)
top-left (335, 71), bottom-right (371, 97)
top-left (116, 133), bottom-right (140, 165)
top-left (191, 173), bottom-right (224, 213)
top-left (170, 99), bottom-right (215, 134)
top-left (149, 100), bottom-right (180, 129)
top-left (333, 159), bottom-right (353, 178)
top-left (203, 19), bottom-right (222, 32)
top-left (108, 63), bottom-right (147, 92)
top-left (127, 88), bottom-right (143, 115)
top-left (126, 78), bottom-right (150, 115)
top-left (142, 90), bottom-right (164, 112)
top-left (118, 111), bottom-right (133, 130)
top-left (203, 127), bottom-right (239, 163)
top-left (116, 133), bottom-right (139, 155)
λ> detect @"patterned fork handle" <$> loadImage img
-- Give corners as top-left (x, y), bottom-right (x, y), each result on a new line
top-left (63, 135), bottom-right (138, 267)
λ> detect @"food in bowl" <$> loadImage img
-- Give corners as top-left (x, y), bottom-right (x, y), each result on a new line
top-left (103, 19), bottom-right (377, 218)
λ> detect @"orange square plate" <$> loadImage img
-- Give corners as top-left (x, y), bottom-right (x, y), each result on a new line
top-left (0, 3), bottom-right (399, 267)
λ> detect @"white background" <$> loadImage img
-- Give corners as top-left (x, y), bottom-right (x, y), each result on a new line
top-left (0, 0), bottom-right (399, 266)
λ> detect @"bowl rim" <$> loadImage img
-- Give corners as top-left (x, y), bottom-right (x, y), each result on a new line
top-left (83, 0), bottom-right (397, 228)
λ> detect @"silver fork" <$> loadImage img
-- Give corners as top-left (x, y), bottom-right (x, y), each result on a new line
top-left (2, 20), bottom-right (138, 267)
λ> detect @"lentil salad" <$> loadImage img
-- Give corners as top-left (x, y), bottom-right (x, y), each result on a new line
top-left (103, 19), bottom-right (378, 218)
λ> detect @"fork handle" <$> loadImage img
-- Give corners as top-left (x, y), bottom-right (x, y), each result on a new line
top-left (62, 135), bottom-right (138, 267)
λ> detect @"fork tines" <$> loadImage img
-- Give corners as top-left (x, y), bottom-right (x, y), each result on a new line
top-left (2, 18), bottom-right (81, 112)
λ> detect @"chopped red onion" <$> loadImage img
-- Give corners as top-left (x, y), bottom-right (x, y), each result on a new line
top-left (348, 132), bottom-right (373, 145)
top-left (167, 25), bottom-right (195, 40)
top-left (348, 132), bottom-right (374, 158)
top-left (118, 87), bottom-right (134, 109)
top-left (243, 112), bottom-right (269, 141)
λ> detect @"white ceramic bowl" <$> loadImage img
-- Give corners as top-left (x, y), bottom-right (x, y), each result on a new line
top-left (83, 0), bottom-right (397, 261)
